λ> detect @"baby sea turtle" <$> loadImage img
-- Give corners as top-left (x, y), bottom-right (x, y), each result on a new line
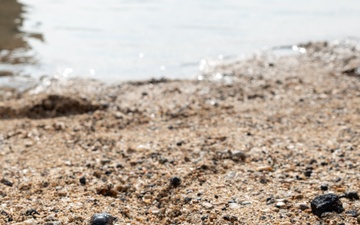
top-left (90, 213), bottom-right (115, 225)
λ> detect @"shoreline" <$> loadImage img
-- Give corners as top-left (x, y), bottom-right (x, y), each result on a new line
top-left (0, 41), bottom-right (359, 224)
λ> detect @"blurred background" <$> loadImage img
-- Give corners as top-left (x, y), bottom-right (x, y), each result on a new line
top-left (1, 0), bottom-right (360, 85)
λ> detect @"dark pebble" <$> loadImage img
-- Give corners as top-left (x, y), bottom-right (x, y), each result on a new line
top-left (116, 164), bottom-right (123, 168)
top-left (310, 193), bottom-right (344, 217)
top-left (201, 215), bottom-right (208, 221)
top-left (304, 169), bottom-right (312, 177)
top-left (231, 150), bottom-right (246, 162)
top-left (184, 197), bottom-right (192, 204)
top-left (169, 176), bottom-right (181, 187)
top-left (79, 177), bottom-right (86, 185)
top-left (43, 222), bottom-right (61, 225)
top-left (320, 184), bottom-right (328, 191)
top-left (159, 158), bottom-right (168, 164)
top-left (266, 196), bottom-right (275, 205)
top-left (25, 209), bottom-right (40, 217)
top-left (90, 213), bottom-right (115, 225)
top-left (345, 191), bottom-right (359, 200)
top-left (0, 178), bottom-right (13, 187)
top-left (345, 210), bottom-right (358, 217)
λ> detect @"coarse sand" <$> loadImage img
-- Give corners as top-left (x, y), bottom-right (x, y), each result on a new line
top-left (0, 41), bottom-right (359, 224)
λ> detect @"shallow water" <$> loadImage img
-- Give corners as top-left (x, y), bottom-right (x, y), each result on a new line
top-left (1, 0), bottom-right (360, 83)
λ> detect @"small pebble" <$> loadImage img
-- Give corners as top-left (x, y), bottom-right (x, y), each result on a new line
top-left (304, 168), bottom-right (312, 177)
top-left (275, 202), bottom-right (286, 209)
top-left (310, 194), bottom-right (344, 217)
top-left (202, 202), bottom-right (214, 209)
top-left (169, 176), bottom-right (181, 187)
top-left (336, 187), bottom-right (346, 192)
top-left (43, 222), bottom-right (62, 225)
top-left (240, 201), bottom-right (251, 205)
top-left (345, 191), bottom-right (360, 200)
top-left (0, 178), bottom-right (13, 187)
top-left (79, 176), bottom-right (86, 185)
top-left (184, 197), bottom-right (192, 204)
top-left (320, 184), bottom-right (328, 191)
top-left (201, 215), bottom-right (208, 221)
top-left (25, 209), bottom-right (40, 217)
top-left (229, 203), bottom-right (240, 209)
top-left (345, 210), bottom-right (358, 217)
top-left (256, 166), bottom-right (273, 172)
top-left (90, 213), bottom-right (115, 225)
top-left (266, 196), bottom-right (275, 205)
top-left (231, 150), bottom-right (246, 162)
top-left (259, 216), bottom-right (266, 220)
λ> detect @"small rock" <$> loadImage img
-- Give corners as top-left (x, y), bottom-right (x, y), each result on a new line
top-left (44, 222), bottom-right (62, 225)
top-left (275, 202), bottom-right (287, 209)
top-left (345, 191), bottom-right (359, 200)
top-left (169, 176), bottom-right (181, 187)
top-left (345, 210), bottom-right (358, 217)
top-left (25, 209), bottom-right (40, 217)
top-left (266, 196), bottom-right (275, 205)
top-left (231, 150), bottom-right (246, 162)
top-left (228, 203), bottom-right (240, 209)
top-left (184, 197), bottom-right (192, 204)
top-left (202, 202), bottom-right (214, 209)
top-left (90, 213), bottom-right (115, 225)
top-left (240, 201), bottom-right (251, 205)
top-left (256, 166), bottom-right (273, 172)
top-left (304, 169), bottom-right (312, 177)
top-left (310, 194), bottom-right (344, 217)
top-left (136, 144), bottom-right (151, 151)
top-left (320, 184), bottom-right (328, 191)
top-left (100, 159), bottom-right (111, 165)
top-left (142, 195), bottom-right (153, 204)
top-left (335, 187), bottom-right (346, 192)
top-left (79, 177), bottom-right (86, 185)
top-left (201, 215), bottom-right (208, 221)
top-left (0, 178), bottom-right (13, 187)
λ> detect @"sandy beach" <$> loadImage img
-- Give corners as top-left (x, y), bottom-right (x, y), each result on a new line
top-left (0, 41), bottom-right (359, 224)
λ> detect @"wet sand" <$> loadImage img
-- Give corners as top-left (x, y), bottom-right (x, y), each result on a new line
top-left (0, 41), bottom-right (359, 224)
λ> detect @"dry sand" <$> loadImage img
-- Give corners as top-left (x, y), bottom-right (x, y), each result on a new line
top-left (0, 41), bottom-right (359, 224)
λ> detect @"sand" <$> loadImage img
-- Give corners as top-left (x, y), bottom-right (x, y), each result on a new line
top-left (0, 41), bottom-right (359, 224)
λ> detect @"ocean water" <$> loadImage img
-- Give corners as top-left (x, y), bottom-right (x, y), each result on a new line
top-left (1, 0), bottom-right (360, 83)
